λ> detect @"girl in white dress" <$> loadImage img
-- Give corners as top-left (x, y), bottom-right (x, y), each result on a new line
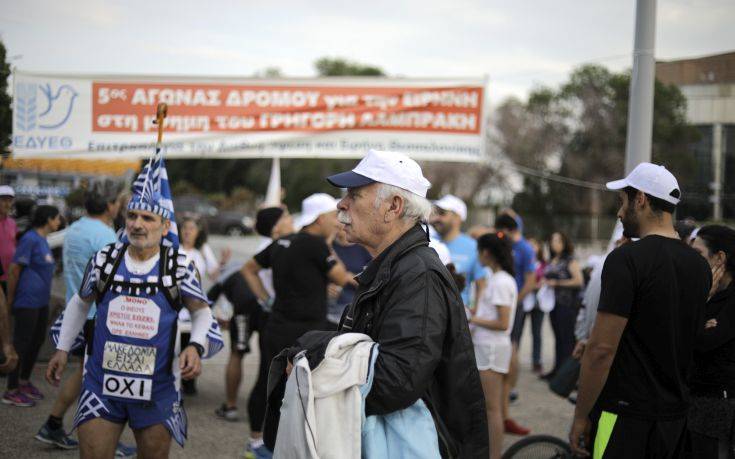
top-left (470, 232), bottom-right (518, 459)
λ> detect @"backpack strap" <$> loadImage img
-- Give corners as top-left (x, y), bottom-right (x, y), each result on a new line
top-left (159, 245), bottom-right (185, 313)
top-left (95, 242), bottom-right (128, 304)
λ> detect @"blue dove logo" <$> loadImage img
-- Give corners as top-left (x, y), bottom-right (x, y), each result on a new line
top-left (15, 83), bottom-right (79, 132)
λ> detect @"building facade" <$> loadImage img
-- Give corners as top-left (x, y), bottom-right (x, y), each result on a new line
top-left (657, 51), bottom-right (735, 221)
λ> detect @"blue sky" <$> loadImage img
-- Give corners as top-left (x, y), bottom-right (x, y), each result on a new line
top-left (1, 0), bottom-right (732, 103)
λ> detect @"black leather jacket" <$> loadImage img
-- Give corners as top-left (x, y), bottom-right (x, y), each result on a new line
top-left (340, 224), bottom-right (488, 458)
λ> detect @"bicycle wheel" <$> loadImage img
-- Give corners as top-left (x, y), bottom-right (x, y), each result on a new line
top-left (502, 434), bottom-right (573, 459)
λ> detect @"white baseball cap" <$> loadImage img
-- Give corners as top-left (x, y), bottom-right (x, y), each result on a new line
top-left (434, 195), bottom-right (467, 221)
top-left (606, 162), bottom-right (681, 205)
top-left (327, 149), bottom-right (431, 198)
top-left (296, 193), bottom-right (338, 228)
top-left (0, 186), bottom-right (14, 197)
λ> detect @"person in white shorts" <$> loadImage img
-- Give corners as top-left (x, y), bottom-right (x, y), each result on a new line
top-left (470, 232), bottom-right (518, 459)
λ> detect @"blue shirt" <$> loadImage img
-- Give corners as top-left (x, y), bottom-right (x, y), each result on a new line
top-left (63, 217), bottom-right (117, 318)
top-left (12, 230), bottom-right (55, 309)
top-left (512, 237), bottom-right (536, 292)
top-left (443, 233), bottom-right (487, 306)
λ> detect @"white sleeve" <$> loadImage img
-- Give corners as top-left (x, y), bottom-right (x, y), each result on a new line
top-left (490, 277), bottom-right (516, 308)
top-left (57, 294), bottom-right (92, 352)
top-left (202, 244), bottom-right (219, 277)
top-left (189, 306), bottom-right (213, 348)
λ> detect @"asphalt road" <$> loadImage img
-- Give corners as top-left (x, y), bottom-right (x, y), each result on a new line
top-left (0, 235), bottom-right (575, 458)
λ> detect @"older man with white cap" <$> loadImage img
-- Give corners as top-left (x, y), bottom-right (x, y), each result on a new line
top-left (325, 150), bottom-right (488, 457)
top-left (569, 163), bottom-right (712, 458)
top-left (432, 194), bottom-right (488, 307)
top-left (241, 193), bottom-right (355, 459)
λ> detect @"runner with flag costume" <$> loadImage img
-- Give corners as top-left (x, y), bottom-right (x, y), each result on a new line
top-left (46, 104), bottom-right (223, 458)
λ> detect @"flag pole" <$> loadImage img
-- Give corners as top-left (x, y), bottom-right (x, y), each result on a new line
top-left (141, 103), bottom-right (168, 193)
top-left (264, 156), bottom-right (281, 206)
top-left (153, 103), bottom-right (168, 150)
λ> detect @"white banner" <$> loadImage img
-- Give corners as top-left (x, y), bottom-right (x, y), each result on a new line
top-left (11, 71), bottom-right (487, 162)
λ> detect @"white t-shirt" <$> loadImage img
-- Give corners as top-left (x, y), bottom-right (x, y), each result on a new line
top-left (429, 238), bottom-right (451, 265)
top-left (181, 244), bottom-right (219, 281)
top-left (179, 245), bottom-right (219, 323)
top-left (471, 270), bottom-right (518, 345)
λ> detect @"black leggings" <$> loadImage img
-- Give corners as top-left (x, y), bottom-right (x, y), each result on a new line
top-left (7, 306), bottom-right (49, 390)
top-left (247, 319), bottom-right (320, 432)
top-left (247, 328), bottom-right (272, 433)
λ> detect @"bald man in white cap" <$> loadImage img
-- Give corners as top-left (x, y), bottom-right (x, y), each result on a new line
top-left (431, 194), bottom-right (487, 307)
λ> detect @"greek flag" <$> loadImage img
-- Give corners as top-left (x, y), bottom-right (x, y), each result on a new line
top-left (48, 313), bottom-right (86, 352)
top-left (126, 148), bottom-right (179, 248)
top-left (204, 320), bottom-right (225, 359)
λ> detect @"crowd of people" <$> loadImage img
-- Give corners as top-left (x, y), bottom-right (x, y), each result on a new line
top-left (0, 152), bottom-right (733, 458)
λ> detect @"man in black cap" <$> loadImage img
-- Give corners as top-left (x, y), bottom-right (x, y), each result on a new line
top-left (214, 206), bottom-right (293, 424)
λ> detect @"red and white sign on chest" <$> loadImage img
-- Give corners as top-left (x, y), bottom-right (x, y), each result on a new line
top-left (106, 296), bottom-right (161, 340)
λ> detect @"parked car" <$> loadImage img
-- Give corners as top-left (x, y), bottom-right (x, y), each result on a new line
top-left (174, 195), bottom-right (254, 236)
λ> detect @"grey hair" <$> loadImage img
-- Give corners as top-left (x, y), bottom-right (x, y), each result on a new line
top-left (374, 183), bottom-right (432, 223)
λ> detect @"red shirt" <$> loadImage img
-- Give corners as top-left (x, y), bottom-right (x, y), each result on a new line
top-left (0, 216), bottom-right (17, 281)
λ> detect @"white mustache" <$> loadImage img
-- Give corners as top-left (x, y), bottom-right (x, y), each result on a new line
top-left (337, 211), bottom-right (351, 225)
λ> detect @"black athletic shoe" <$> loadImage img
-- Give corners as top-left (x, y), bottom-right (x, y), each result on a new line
top-left (215, 404), bottom-right (239, 422)
top-left (34, 424), bottom-right (79, 450)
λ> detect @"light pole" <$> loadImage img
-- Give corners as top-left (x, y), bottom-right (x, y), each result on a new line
top-left (624, 0), bottom-right (657, 174)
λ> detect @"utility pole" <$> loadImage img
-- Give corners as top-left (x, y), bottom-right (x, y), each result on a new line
top-left (624, 0), bottom-right (657, 174)
top-left (711, 124), bottom-right (723, 221)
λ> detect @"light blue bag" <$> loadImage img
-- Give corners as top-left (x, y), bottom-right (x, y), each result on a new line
top-left (360, 347), bottom-right (441, 459)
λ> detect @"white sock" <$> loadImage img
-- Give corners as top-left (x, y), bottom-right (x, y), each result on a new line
top-left (250, 437), bottom-right (264, 449)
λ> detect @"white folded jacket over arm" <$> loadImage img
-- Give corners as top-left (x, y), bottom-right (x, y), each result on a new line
top-left (57, 293), bottom-right (92, 352)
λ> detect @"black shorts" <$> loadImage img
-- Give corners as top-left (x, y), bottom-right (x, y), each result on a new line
top-left (72, 319), bottom-right (96, 357)
top-left (589, 410), bottom-right (687, 458)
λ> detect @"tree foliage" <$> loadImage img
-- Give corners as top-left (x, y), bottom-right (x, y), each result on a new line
top-left (497, 64), bottom-right (699, 238)
top-left (0, 40), bottom-right (12, 153)
top-left (315, 57), bottom-right (386, 77)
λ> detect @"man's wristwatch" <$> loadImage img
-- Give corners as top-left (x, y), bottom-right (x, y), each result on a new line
top-left (188, 342), bottom-right (205, 357)
top-left (258, 297), bottom-right (275, 312)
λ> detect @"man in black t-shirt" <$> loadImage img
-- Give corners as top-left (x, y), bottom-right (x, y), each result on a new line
top-left (569, 163), bottom-right (712, 458)
top-left (241, 193), bottom-right (355, 456)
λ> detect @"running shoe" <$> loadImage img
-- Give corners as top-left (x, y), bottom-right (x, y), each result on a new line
top-left (19, 382), bottom-right (44, 400)
top-left (244, 442), bottom-right (273, 459)
top-left (504, 418), bottom-right (531, 436)
top-left (539, 371), bottom-right (556, 381)
top-left (115, 442), bottom-right (137, 458)
top-left (2, 391), bottom-right (35, 407)
top-left (215, 403), bottom-right (239, 422)
top-left (34, 424), bottom-right (79, 449)
top-left (182, 378), bottom-right (198, 395)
